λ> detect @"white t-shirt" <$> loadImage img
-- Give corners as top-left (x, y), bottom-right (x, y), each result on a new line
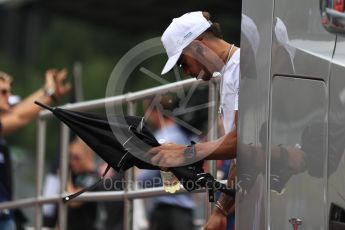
top-left (220, 48), bottom-right (240, 134)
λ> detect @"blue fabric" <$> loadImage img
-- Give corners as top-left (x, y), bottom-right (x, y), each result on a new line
top-left (217, 160), bottom-right (235, 230)
top-left (0, 183), bottom-right (10, 202)
top-left (137, 124), bottom-right (195, 211)
top-left (0, 219), bottom-right (16, 230)
top-left (227, 214), bottom-right (235, 230)
top-left (0, 138), bottom-right (11, 203)
top-left (153, 124), bottom-right (190, 146)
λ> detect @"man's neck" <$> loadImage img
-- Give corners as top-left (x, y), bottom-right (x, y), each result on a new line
top-left (203, 38), bottom-right (232, 64)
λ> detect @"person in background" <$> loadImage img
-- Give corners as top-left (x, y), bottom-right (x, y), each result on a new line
top-left (0, 69), bottom-right (70, 230)
top-left (66, 138), bottom-right (98, 230)
top-left (97, 162), bottom-right (124, 230)
top-left (137, 94), bottom-right (195, 230)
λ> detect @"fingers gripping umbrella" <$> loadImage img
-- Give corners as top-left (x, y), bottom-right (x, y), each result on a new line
top-left (35, 101), bottom-right (235, 202)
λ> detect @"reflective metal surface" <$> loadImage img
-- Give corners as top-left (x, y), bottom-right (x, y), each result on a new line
top-left (270, 76), bottom-right (327, 229)
top-left (321, 0), bottom-right (345, 35)
top-left (289, 218), bottom-right (303, 230)
top-left (237, 0), bottom-right (275, 228)
top-left (273, 0), bottom-right (335, 80)
top-left (239, 0), bottom-right (342, 228)
top-left (328, 36), bottom-right (345, 229)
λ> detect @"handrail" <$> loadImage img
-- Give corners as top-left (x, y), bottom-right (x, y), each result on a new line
top-left (0, 178), bottom-right (228, 209)
top-left (0, 77), bottom-right (220, 230)
top-left (39, 77), bottom-right (214, 119)
top-left (0, 186), bottom-right (206, 210)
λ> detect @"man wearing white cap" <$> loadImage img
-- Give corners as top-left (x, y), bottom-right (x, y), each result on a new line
top-left (149, 11), bottom-right (240, 230)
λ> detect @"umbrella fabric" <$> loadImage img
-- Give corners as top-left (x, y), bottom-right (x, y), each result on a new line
top-left (35, 101), bottom-right (235, 202)
top-left (37, 101), bottom-right (158, 172)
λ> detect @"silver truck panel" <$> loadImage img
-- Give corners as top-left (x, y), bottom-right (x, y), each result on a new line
top-left (237, 0), bottom-right (274, 228)
top-left (328, 37), bottom-right (345, 229)
top-left (273, 0), bottom-right (335, 80)
top-left (270, 76), bottom-right (327, 230)
top-left (239, 0), bottom-right (341, 229)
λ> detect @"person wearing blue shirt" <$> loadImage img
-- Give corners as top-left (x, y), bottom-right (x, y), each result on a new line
top-left (0, 70), bottom-right (70, 230)
top-left (137, 95), bottom-right (195, 230)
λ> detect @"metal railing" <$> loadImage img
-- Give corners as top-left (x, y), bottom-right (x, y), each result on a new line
top-left (0, 77), bottom-right (220, 229)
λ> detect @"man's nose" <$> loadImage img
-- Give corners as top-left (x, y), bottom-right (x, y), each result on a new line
top-left (5, 94), bottom-right (10, 102)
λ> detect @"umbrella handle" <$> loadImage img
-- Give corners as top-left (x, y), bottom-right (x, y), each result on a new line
top-left (34, 101), bottom-right (55, 112)
top-left (195, 172), bottom-right (236, 201)
top-left (63, 164), bottom-right (112, 203)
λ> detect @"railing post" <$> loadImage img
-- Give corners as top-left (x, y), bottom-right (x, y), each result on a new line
top-left (124, 101), bottom-right (136, 230)
top-left (205, 79), bottom-right (220, 220)
top-left (35, 118), bottom-right (47, 229)
top-left (58, 123), bottom-right (70, 230)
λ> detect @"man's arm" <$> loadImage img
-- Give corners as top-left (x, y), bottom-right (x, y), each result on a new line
top-left (197, 129), bottom-right (237, 160)
top-left (149, 123), bottom-right (237, 167)
top-left (2, 88), bottom-right (53, 135)
top-left (205, 163), bottom-right (236, 230)
top-left (200, 111), bottom-right (238, 160)
top-left (149, 112), bottom-right (238, 167)
top-left (1, 69), bottom-right (70, 135)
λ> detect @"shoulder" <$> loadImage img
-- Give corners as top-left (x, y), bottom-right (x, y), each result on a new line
top-left (229, 48), bottom-right (240, 65)
top-left (223, 49), bottom-right (240, 85)
top-left (225, 48), bottom-right (240, 72)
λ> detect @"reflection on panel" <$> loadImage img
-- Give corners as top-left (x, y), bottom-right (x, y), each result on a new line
top-left (328, 37), bottom-right (345, 229)
top-left (321, 0), bottom-right (345, 35)
top-left (270, 76), bottom-right (327, 229)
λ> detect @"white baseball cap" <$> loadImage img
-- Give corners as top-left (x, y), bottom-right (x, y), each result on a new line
top-left (161, 11), bottom-right (211, 75)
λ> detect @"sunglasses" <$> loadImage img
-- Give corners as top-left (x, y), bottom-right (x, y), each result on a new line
top-left (0, 88), bottom-right (11, 96)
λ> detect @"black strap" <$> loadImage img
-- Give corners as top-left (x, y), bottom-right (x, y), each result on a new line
top-left (63, 164), bottom-right (111, 203)
top-left (195, 172), bottom-right (236, 202)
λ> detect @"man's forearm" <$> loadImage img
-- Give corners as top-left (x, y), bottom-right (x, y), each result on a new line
top-left (195, 129), bottom-right (237, 160)
top-left (216, 162), bottom-right (236, 215)
top-left (149, 128), bottom-right (237, 166)
top-left (1, 89), bottom-right (52, 135)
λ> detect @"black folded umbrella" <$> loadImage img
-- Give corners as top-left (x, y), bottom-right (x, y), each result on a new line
top-left (35, 101), bottom-right (235, 202)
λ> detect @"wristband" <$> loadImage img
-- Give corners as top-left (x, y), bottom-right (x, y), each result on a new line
top-left (184, 141), bottom-right (196, 159)
top-left (43, 87), bottom-right (57, 102)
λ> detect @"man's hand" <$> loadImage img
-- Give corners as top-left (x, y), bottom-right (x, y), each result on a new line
top-left (204, 209), bottom-right (227, 230)
top-left (44, 69), bottom-right (71, 99)
top-left (286, 146), bottom-right (306, 173)
top-left (148, 143), bottom-right (186, 167)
